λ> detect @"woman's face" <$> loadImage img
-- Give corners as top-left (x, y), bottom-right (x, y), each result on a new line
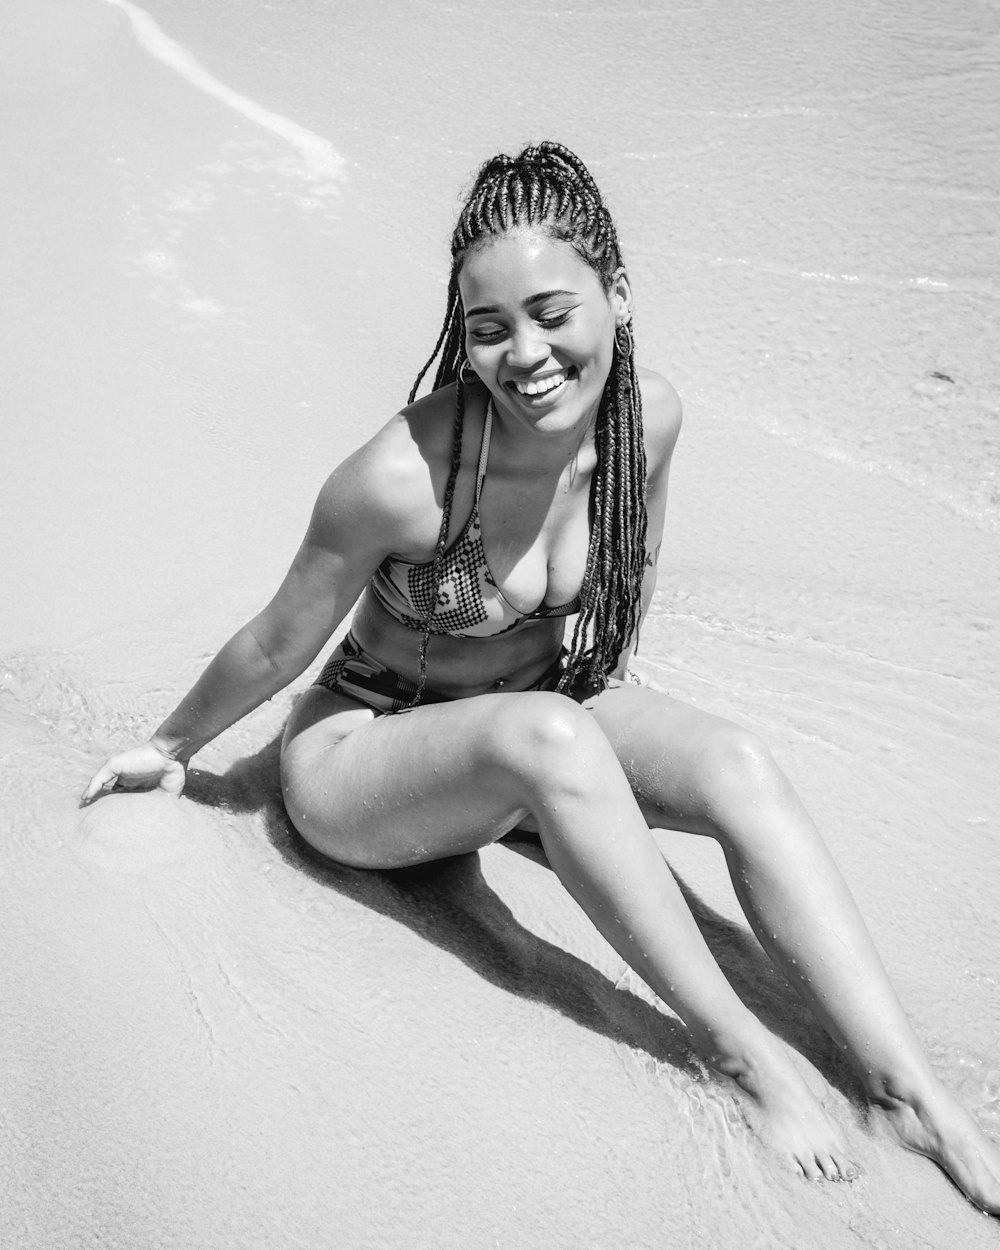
top-left (458, 228), bottom-right (632, 436)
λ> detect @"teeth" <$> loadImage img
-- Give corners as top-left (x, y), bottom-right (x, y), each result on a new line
top-left (514, 372), bottom-right (566, 396)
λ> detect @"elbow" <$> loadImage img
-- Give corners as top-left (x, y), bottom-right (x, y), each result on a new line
top-left (242, 618), bottom-right (316, 686)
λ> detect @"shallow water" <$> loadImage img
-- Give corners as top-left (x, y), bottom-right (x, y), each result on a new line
top-left (3, 1), bottom-right (999, 1246)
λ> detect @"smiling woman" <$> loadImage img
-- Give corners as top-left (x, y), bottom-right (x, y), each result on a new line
top-left (82, 141), bottom-right (1000, 1209)
top-left (400, 144), bottom-right (651, 706)
top-left (461, 237), bottom-right (626, 418)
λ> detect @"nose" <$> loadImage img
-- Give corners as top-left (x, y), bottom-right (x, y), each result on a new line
top-left (506, 323), bottom-right (549, 370)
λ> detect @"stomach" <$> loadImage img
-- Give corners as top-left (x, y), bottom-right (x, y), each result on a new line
top-left (349, 589), bottom-right (569, 697)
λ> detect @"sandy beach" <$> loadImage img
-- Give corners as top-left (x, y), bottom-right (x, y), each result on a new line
top-left (3, 1), bottom-right (999, 1246)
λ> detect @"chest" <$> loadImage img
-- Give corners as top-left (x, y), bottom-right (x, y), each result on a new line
top-left (474, 462), bottom-right (592, 612)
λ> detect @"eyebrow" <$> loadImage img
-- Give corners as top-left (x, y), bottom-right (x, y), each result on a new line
top-left (464, 289), bottom-right (578, 318)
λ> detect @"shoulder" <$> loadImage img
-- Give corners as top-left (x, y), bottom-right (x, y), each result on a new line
top-left (637, 368), bottom-right (682, 469)
top-left (309, 384), bottom-right (459, 556)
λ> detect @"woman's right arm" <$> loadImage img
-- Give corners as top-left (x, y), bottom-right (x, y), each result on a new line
top-left (81, 426), bottom-right (415, 802)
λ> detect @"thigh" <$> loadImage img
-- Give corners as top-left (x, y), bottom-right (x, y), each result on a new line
top-left (578, 680), bottom-right (746, 835)
top-left (280, 685), bottom-right (547, 869)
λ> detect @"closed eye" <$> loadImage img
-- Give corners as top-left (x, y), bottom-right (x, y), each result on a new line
top-left (468, 324), bottom-right (506, 343)
top-left (466, 305), bottom-right (575, 342)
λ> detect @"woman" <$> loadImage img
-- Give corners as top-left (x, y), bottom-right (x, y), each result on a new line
top-left (84, 143), bottom-right (1000, 1206)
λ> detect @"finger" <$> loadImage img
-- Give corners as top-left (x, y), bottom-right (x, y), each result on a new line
top-left (80, 767), bottom-right (119, 804)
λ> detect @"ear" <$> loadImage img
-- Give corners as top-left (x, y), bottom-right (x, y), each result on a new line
top-left (609, 267), bottom-right (634, 324)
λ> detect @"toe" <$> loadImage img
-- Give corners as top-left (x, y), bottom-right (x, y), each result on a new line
top-left (797, 1153), bottom-right (824, 1181)
top-left (818, 1153), bottom-right (842, 1182)
top-left (839, 1157), bottom-right (862, 1182)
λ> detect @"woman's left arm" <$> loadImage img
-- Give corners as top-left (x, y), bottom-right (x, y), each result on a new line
top-left (611, 369), bottom-right (682, 681)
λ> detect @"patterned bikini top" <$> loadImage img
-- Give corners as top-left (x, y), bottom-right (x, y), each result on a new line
top-left (369, 401), bottom-right (582, 638)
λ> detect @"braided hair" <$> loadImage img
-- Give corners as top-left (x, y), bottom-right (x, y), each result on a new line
top-left (405, 141), bottom-right (647, 704)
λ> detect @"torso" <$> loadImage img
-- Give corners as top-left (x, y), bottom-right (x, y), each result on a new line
top-left (348, 371), bottom-right (675, 699)
top-left (369, 400), bottom-right (582, 639)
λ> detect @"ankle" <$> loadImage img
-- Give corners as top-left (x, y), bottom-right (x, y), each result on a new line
top-left (864, 1066), bottom-right (939, 1113)
top-left (694, 1024), bottom-right (786, 1093)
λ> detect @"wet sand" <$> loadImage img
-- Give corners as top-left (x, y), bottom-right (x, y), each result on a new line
top-left (3, 1), bottom-right (999, 1246)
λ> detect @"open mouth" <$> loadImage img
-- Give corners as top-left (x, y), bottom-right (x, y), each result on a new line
top-left (509, 368), bottom-right (572, 399)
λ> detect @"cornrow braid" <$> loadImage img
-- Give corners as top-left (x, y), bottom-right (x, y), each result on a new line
top-left (405, 141), bottom-right (647, 705)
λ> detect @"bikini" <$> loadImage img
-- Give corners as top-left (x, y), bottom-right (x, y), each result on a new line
top-left (315, 401), bottom-right (580, 712)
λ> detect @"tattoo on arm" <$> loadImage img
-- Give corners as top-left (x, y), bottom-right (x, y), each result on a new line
top-left (644, 542), bottom-right (662, 570)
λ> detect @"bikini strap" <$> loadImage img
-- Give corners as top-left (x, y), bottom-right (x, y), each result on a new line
top-left (474, 399), bottom-right (493, 506)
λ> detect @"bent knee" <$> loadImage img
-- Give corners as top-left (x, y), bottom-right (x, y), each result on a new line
top-left (482, 692), bottom-right (617, 795)
top-left (691, 724), bottom-right (788, 817)
top-left (486, 691), bottom-right (602, 757)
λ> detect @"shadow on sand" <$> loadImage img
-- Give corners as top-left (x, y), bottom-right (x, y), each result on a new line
top-left (182, 733), bottom-right (862, 1101)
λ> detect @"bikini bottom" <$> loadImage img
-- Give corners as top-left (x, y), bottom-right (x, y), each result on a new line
top-left (314, 630), bottom-right (566, 715)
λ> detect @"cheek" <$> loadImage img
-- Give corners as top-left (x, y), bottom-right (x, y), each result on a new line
top-left (467, 342), bottom-right (498, 374)
top-left (578, 309), bottom-right (615, 359)
top-left (577, 324), bottom-right (615, 375)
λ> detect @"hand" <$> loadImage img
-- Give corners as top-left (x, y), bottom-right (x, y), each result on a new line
top-left (80, 741), bottom-right (187, 804)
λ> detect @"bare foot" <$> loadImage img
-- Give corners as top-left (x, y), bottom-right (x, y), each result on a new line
top-left (719, 1039), bottom-right (861, 1182)
top-left (871, 1078), bottom-right (1000, 1214)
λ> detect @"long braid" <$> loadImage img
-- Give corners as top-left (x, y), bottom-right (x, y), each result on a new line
top-left (407, 382), bottom-right (466, 706)
top-left (406, 141), bottom-right (648, 704)
top-left (408, 275), bottom-right (465, 404)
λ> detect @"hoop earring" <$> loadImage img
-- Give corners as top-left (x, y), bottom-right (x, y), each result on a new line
top-left (614, 322), bottom-right (634, 359)
top-left (459, 357), bottom-right (479, 385)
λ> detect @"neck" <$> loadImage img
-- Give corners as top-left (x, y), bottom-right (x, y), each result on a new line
top-left (488, 395), bottom-right (599, 474)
